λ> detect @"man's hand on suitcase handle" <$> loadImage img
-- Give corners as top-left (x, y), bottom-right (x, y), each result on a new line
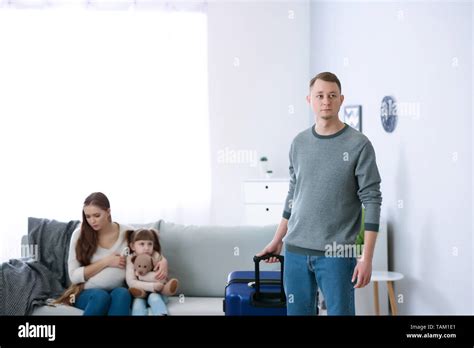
top-left (256, 239), bottom-right (283, 263)
top-left (254, 253), bottom-right (283, 263)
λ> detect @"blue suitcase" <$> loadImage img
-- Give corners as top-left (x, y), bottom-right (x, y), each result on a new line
top-left (224, 254), bottom-right (286, 316)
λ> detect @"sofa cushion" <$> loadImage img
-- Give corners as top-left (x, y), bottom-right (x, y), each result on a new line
top-left (158, 221), bottom-right (281, 297)
top-left (31, 304), bottom-right (84, 316)
top-left (167, 296), bottom-right (224, 316)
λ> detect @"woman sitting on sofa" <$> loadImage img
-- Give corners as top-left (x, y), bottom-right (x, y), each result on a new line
top-left (55, 192), bottom-right (169, 315)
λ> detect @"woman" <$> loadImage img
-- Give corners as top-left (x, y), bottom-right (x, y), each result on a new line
top-left (55, 192), bottom-right (156, 315)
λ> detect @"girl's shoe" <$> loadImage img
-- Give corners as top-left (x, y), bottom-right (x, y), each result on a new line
top-left (129, 287), bottom-right (147, 298)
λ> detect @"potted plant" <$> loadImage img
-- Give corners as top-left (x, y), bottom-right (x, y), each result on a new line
top-left (355, 208), bottom-right (365, 258)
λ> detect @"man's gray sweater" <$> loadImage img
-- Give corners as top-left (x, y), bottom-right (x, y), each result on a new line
top-left (282, 123), bottom-right (382, 254)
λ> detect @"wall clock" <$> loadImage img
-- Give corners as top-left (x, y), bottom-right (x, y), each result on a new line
top-left (380, 96), bottom-right (397, 133)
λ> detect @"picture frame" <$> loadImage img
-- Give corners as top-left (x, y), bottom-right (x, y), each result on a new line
top-left (344, 105), bottom-right (362, 132)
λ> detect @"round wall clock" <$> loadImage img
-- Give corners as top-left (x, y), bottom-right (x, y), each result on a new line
top-left (380, 96), bottom-right (397, 133)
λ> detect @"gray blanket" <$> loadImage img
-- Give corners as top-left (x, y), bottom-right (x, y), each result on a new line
top-left (0, 259), bottom-right (65, 315)
top-left (28, 217), bottom-right (80, 288)
top-left (0, 217), bottom-right (80, 315)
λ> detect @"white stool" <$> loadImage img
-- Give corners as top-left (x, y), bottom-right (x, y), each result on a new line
top-left (371, 271), bottom-right (404, 315)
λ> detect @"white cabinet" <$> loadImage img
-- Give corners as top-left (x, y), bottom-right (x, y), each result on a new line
top-left (242, 179), bottom-right (289, 225)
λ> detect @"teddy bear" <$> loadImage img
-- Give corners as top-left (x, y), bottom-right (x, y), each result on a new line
top-left (129, 253), bottom-right (179, 298)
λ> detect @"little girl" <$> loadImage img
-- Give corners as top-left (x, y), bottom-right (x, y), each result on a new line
top-left (125, 228), bottom-right (179, 315)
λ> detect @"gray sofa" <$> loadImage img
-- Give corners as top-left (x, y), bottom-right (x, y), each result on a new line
top-left (28, 220), bottom-right (280, 315)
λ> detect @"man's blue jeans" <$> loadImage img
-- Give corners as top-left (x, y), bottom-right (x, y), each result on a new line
top-left (75, 287), bottom-right (131, 316)
top-left (132, 293), bottom-right (169, 315)
top-left (284, 250), bottom-right (356, 315)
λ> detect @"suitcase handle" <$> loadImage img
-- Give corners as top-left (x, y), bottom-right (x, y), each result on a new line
top-left (252, 254), bottom-right (285, 303)
top-left (253, 253), bottom-right (283, 263)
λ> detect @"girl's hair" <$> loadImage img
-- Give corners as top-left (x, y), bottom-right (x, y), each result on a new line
top-left (126, 228), bottom-right (161, 254)
top-left (77, 192), bottom-right (111, 266)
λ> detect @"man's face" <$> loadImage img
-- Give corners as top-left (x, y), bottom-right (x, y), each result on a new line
top-left (307, 79), bottom-right (344, 122)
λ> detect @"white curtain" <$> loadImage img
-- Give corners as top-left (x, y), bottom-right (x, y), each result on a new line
top-left (0, 2), bottom-right (210, 261)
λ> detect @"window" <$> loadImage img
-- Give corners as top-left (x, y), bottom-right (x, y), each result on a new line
top-left (0, 4), bottom-right (210, 261)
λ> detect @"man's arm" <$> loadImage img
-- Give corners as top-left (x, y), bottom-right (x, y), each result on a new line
top-left (355, 141), bottom-right (382, 231)
top-left (352, 230), bottom-right (377, 288)
top-left (353, 141), bottom-right (382, 288)
top-left (360, 230), bottom-right (377, 262)
top-left (274, 218), bottom-right (289, 242)
top-left (282, 141), bottom-right (296, 220)
top-left (256, 218), bottom-right (288, 262)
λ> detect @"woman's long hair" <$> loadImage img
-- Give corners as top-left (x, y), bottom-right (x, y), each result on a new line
top-left (76, 192), bottom-right (111, 265)
top-left (54, 192), bottom-right (111, 305)
top-left (53, 283), bottom-right (84, 306)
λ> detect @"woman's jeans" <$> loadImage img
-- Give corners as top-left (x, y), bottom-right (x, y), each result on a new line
top-left (284, 250), bottom-right (357, 315)
top-left (75, 287), bottom-right (131, 316)
top-left (132, 293), bottom-right (169, 315)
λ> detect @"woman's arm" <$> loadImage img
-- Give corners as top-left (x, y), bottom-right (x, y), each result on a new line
top-left (154, 256), bottom-right (168, 281)
top-left (68, 228), bottom-right (86, 284)
top-left (68, 227), bottom-right (125, 283)
top-left (83, 253), bottom-right (125, 281)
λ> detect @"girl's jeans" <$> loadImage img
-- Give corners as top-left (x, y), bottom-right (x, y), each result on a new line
top-left (131, 293), bottom-right (169, 315)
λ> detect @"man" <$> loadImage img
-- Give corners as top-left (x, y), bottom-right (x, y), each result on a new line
top-left (257, 72), bottom-right (382, 315)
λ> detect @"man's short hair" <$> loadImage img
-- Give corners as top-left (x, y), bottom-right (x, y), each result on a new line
top-left (309, 72), bottom-right (342, 93)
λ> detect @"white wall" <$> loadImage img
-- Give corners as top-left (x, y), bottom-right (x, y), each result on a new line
top-left (311, 1), bottom-right (472, 314)
top-left (208, 1), bottom-right (310, 225)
